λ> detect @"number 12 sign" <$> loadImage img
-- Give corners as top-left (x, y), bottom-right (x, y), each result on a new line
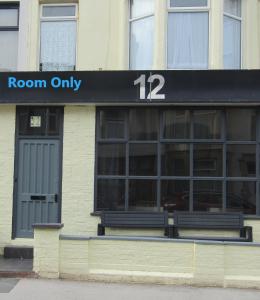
top-left (134, 74), bottom-right (165, 101)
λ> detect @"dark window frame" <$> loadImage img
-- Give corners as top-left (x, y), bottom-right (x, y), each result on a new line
top-left (95, 107), bottom-right (260, 216)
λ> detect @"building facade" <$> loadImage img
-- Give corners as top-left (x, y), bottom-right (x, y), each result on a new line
top-left (1, 0), bottom-right (260, 287)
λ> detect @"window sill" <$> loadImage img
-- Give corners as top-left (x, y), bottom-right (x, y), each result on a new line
top-left (90, 212), bottom-right (260, 220)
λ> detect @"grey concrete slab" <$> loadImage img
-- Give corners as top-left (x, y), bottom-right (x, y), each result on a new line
top-left (0, 279), bottom-right (260, 300)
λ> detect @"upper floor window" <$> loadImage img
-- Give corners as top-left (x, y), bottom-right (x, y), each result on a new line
top-left (167, 0), bottom-right (209, 69)
top-left (129, 0), bottom-right (154, 70)
top-left (223, 0), bottom-right (241, 69)
top-left (40, 4), bottom-right (77, 71)
top-left (0, 3), bottom-right (19, 71)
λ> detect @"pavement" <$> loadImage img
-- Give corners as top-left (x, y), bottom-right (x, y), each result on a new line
top-left (0, 279), bottom-right (260, 300)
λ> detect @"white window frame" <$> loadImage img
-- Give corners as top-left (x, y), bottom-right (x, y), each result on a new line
top-left (39, 3), bottom-right (78, 71)
top-left (128, 0), bottom-right (155, 70)
top-left (223, 0), bottom-right (242, 69)
top-left (40, 3), bottom-right (78, 21)
top-left (166, 0), bottom-right (210, 70)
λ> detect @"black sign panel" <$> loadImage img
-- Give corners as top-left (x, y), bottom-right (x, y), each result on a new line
top-left (1, 70), bottom-right (260, 104)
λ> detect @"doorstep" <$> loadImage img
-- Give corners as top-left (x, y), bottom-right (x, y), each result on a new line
top-left (0, 256), bottom-right (36, 278)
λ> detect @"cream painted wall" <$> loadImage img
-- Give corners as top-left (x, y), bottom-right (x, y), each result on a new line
top-left (1, 0), bottom-right (259, 71)
top-left (0, 106), bottom-right (16, 253)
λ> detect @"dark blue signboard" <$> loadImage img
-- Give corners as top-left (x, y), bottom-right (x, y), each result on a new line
top-left (0, 70), bottom-right (260, 104)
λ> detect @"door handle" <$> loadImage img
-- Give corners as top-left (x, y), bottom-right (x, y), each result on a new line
top-left (54, 194), bottom-right (58, 203)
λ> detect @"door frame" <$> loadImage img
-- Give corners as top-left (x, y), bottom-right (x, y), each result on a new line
top-left (12, 106), bottom-right (64, 239)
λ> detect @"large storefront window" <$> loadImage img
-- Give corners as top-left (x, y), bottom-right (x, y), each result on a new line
top-left (95, 108), bottom-right (259, 215)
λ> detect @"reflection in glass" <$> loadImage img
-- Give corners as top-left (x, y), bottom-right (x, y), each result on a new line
top-left (98, 144), bottom-right (125, 175)
top-left (130, 0), bottom-right (154, 19)
top-left (163, 110), bottom-right (190, 139)
top-left (194, 110), bottom-right (221, 139)
top-left (224, 0), bottom-right (241, 17)
top-left (100, 110), bottom-right (125, 139)
top-left (161, 144), bottom-right (189, 176)
top-left (193, 181), bottom-right (222, 212)
top-left (226, 109), bottom-right (256, 141)
top-left (224, 15), bottom-right (241, 69)
top-left (129, 144), bottom-right (157, 176)
top-left (227, 145), bottom-right (256, 177)
top-left (129, 180), bottom-right (157, 211)
top-left (170, 0), bottom-right (208, 7)
top-left (130, 16), bottom-right (154, 70)
top-left (194, 144), bottom-right (223, 177)
top-left (161, 180), bottom-right (189, 212)
top-left (129, 108), bottom-right (158, 140)
top-left (227, 181), bottom-right (256, 214)
top-left (97, 179), bottom-right (125, 211)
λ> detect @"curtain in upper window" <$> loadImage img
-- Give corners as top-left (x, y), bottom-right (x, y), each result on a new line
top-left (223, 0), bottom-right (241, 69)
top-left (167, 12), bottom-right (209, 69)
top-left (40, 21), bottom-right (77, 71)
top-left (129, 0), bottom-right (154, 70)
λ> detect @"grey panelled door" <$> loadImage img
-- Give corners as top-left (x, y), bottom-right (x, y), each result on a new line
top-left (16, 139), bottom-right (60, 238)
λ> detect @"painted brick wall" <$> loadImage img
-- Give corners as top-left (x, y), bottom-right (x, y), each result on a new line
top-left (0, 106), bottom-right (16, 253)
top-left (62, 106), bottom-right (99, 235)
top-left (53, 236), bottom-right (260, 288)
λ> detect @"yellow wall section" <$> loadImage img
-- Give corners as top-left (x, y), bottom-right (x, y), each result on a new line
top-left (0, 106), bottom-right (16, 253)
top-left (62, 106), bottom-right (98, 235)
top-left (33, 229), bottom-right (260, 288)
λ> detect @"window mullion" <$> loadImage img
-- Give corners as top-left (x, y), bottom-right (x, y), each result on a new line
top-left (125, 110), bottom-right (130, 211)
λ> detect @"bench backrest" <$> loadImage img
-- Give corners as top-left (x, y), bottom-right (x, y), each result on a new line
top-left (173, 212), bottom-right (244, 229)
top-left (101, 211), bottom-right (168, 228)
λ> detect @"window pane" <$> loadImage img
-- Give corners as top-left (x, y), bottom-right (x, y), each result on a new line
top-left (163, 110), bottom-right (190, 139)
top-left (129, 144), bottom-right (157, 176)
top-left (168, 12), bottom-right (208, 69)
top-left (227, 145), bottom-right (256, 177)
top-left (227, 181), bottom-right (256, 214)
top-left (97, 179), bottom-right (125, 211)
top-left (194, 144), bottom-right (223, 177)
top-left (40, 21), bottom-right (76, 71)
top-left (129, 108), bottom-right (158, 140)
top-left (224, 0), bottom-right (241, 17)
top-left (19, 108), bottom-right (46, 136)
top-left (100, 110), bottom-right (125, 139)
top-left (227, 109), bottom-right (256, 141)
top-left (130, 16), bottom-right (154, 70)
top-left (194, 110), bottom-right (221, 139)
top-left (224, 16), bottom-right (241, 69)
top-left (129, 180), bottom-right (157, 211)
top-left (42, 6), bottom-right (76, 17)
top-left (193, 181), bottom-right (223, 212)
top-left (98, 144), bottom-right (126, 175)
top-left (161, 144), bottom-right (189, 176)
top-left (130, 0), bottom-right (154, 19)
top-left (0, 31), bottom-right (18, 71)
top-left (161, 180), bottom-right (189, 212)
top-left (48, 108), bottom-right (61, 136)
top-left (170, 0), bottom-right (207, 7)
top-left (0, 8), bottom-right (18, 27)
